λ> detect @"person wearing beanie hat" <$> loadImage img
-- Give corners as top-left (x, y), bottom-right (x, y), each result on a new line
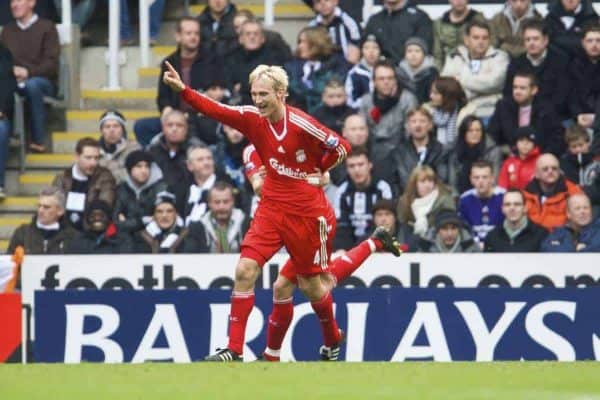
top-left (417, 208), bottom-right (480, 253)
top-left (397, 36), bottom-right (439, 104)
top-left (345, 34), bottom-right (382, 109)
top-left (358, 199), bottom-right (417, 252)
top-left (67, 199), bottom-right (133, 254)
top-left (113, 150), bottom-right (168, 234)
top-left (497, 126), bottom-right (542, 190)
top-left (488, 72), bottom-right (564, 156)
top-left (98, 109), bottom-right (141, 183)
top-left (133, 190), bottom-right (209, 254)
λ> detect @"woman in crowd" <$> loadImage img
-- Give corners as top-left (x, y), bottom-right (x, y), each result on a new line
top-left (397, 165), bottom-right (456, 237)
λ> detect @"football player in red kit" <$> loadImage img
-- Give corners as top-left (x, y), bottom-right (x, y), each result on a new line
top-left (243, 144), bottom-right (401, 361)
top-left (163, 62), bottom-right (399, 362)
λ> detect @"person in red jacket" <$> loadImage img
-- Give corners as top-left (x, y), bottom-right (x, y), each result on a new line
top-left (498, 126), bottom-right (541, 190)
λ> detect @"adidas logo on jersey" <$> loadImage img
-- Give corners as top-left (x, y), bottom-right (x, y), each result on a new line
top-left (277, 146), bottom-right (286, 154)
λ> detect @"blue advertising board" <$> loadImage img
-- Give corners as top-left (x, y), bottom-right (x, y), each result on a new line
top-left (34, 288), bottom-right (600, 362)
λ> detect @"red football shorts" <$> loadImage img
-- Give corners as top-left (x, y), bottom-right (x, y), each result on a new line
top-left (240, 204), bottom-right (336, 277)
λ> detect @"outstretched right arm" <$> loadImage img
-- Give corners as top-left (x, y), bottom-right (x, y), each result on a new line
top-left (162, 61), bottom-right (254, 134)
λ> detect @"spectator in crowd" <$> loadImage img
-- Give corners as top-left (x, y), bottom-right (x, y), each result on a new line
top-left (560, 124), bottom-right (598, 185)
top-left (119, 0), bottom-right (165, 46)
top-left (397, 165), bottom-right (455, 236)
top-left (113, 150), bottom-right (167, 235)
top-left (0, 0), bottom-right (57, 25)
top-left (97, 110), bottom-right (141, 183)
top-left (442, 20), bottom-right (509, 120)
top-left (489, 72), bottom-right (564, 155)
top-left (396, 37), bottom-right (438, 104)
top-left (285, 26), bottom-right (351, 113)
top-left (459, 161), bottom-right (505, 243)
top-left (231, 9), bottom-right (292, 61)
top-left (308, 0), bottom-right (362, 63)
top-left (358, 199), bottom-right (418, 252)
top-left (541, 193), bottom-right (600, 252)
top-left (313, 78), bottom-right (356, 134)
top-left (134, 17), bottom-right (225, 147)
top-left (134, 191), bottom-right (209, 253)
top-left (523, 153), bottom-right (582, 230)
top-left (333, 147), bottom-right (394, 249)
top-left (226, 19), bottom-right (291, 106)
top-left (490, 0), bottom-right (541, 58)
top-left (417, 209), bottom-right (480, 253)
top-left (67, 199), bottom-right (132, 254)
top-left (545, 0), bottom-right (598, 59)
top-left (213, 124), bottom-right (251, 199)
top-left (345, 34), bottom-right (381, 109)
top-left (0, 0), bottom-right (59, 153)
top-left (423, 76), bottom-right (476, 151)
top-left (148, 110), bottom-right (202, 190)
top-left (7, 186), bottom-right (77, 254)
top-left (567, 24), bottom-right (600, 129)
top-left (179, 144), bottom-right (236, 225)
top-left (53, 138), bottom-right (116, 230)
top-left (359, 60), bottom-right (417, 165)
top-left (393, 107), bottom-right (448, 192)
top-left (449, 116), bottom-right (502, 194)
top-left (498, 126), bottom-right (541, 190)
top-left (197, 0), bottom-right (238, 58)
top-left (484, 188), bottom-right (547, 252)
top-left (328, 113), bottom-right (371, 187)
top-left (200, 181), bottom-right (249, 253)
top-left (503, 19), bottom-right (570, 119)
top-left (364, 0), bottom-right (433, 64)
top-left (432, 0), bottom-right (485, 68)
top-left (0, 43), bottom-right (16, 199)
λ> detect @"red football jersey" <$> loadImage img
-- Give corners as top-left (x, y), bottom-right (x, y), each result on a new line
top-left (181, 87), bottom-right (351, 217)
top-left (242, 144), bottom-right (262, 180)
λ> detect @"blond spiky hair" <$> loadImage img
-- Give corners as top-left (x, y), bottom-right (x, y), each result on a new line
top-left (249, 65), bottom-right (289, 94)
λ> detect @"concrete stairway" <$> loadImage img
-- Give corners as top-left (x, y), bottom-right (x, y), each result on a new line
top-left (1, 0), bottom-right (311, 253)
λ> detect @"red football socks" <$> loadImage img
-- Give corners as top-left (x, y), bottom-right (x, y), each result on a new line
top-left (310, 292), bottom-right (341, 347)
top-left (264, 297), bottom-right (294, 361)
top-left (227, 291), bottom-right (255, 355)
top-left (329, 239), bottom-right (377, 282)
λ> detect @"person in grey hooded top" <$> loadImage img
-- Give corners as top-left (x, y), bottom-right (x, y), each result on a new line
top-left (113, 150), bottom-right (168, 234)
top-left (396, 37), bottom-right (439, 104)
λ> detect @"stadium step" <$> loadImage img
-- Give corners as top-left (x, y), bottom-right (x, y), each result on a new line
top-left (0, 239), bottom-right (8, 253)
top-left (67, 109), bottom-right (159, 133)
top-left (138, 67), bottom-right (161, 89)
top-left (52, 132), bottom-right (100, 153)
top-left (0, 197), bottom-right (38, 213)
top-left (18, 173), bottom-right (56, 196)
top-left (24, 154), bottom-right (73, 169)
top-left (81, 89), bottom-right (156, 110)
top-left (0, 214), bottom-right (31, 240)
top-left (188, 3), bottom-right (313, 18)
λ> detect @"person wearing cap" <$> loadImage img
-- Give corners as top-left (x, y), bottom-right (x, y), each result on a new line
top-left (442, 20), bottom-right (509, 120)
top-left (523, 153), bottom-right (583, 230)
top-left (432, 0), bottom-right (486, 69)
top-left (133, 191), bottom-right (209, 253)
top-left (488, 71), bottom-right (564, 156)
top-left (484, 188), bottom-right (547, 252)
top-left (417, 208), bottom-right (480, 253)
top-left (67, 199), bottom-right (133, 254)
top-left (363, 0), bottom-right (433, 65)
top-left (98, 110), bottom-right (141, 183)
top-left (490, 0), bottom-right (541, 58)
top-left (113, 150), bottom-right (168, 235)
top-left (345, 34), bottom-right (381, 109)
top-left (358, 199), bottom-right (417, 252)
top-left (396, 37), bottom-right (439, 104)
top-left (307, 0), bottom-right (362, 64)
top-left (497, 126), bottom-right (541, 190)
top-left (52, 137), bottom-right (116, 231)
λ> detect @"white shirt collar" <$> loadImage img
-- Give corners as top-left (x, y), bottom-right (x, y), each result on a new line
top-left (17, 13), bottom-right (39, 30)
top-left (72, 164), bottom-right (89, 181)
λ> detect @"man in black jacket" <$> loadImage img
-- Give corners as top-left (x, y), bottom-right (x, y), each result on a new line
top-left (489, 72), bottom-right (564, 155)
top-left (545, 0), bottom-right (598, 59)
top-left (197, 0), bottom-right (238, 59)
top-left (484, 189), bottom-right (547, 252)
top-left (503, 19), bottom-right (570, 119)
top-left (133, 16), bottom-right (226, 147)
top-left (363, 0), bottom-right (433, 64)
top-left (567, 24), bottom-right (600, 129)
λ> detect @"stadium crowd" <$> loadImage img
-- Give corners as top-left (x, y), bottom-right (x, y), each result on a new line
top-left (3, 0), bottom-right (600, 255)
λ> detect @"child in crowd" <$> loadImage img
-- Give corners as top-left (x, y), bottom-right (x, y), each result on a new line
top-left (345, 34), bottom-right (381, 109)
top-left (396, 37), bottom-right (438, 104)
top-left (560, 124), bottom-right (599, 186)
top-left (497, 126), bottom-right (540, 190)
top-left (313, 78), bottom-right (356, 133)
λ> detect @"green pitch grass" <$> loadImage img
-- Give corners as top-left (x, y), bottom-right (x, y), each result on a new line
top-left (1, 362), bottom-right (599, 399)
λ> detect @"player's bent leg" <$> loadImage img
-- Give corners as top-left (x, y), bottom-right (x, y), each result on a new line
top-left (297, 274), bottom-right (343, 361)
top-left (263, 271), bottom-right (296, 362)
top-left (205, 257), bottom-right (260, 362)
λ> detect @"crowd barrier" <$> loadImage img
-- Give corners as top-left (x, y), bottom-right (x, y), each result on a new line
top-left (10, 254), bottom-right (600, 363)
